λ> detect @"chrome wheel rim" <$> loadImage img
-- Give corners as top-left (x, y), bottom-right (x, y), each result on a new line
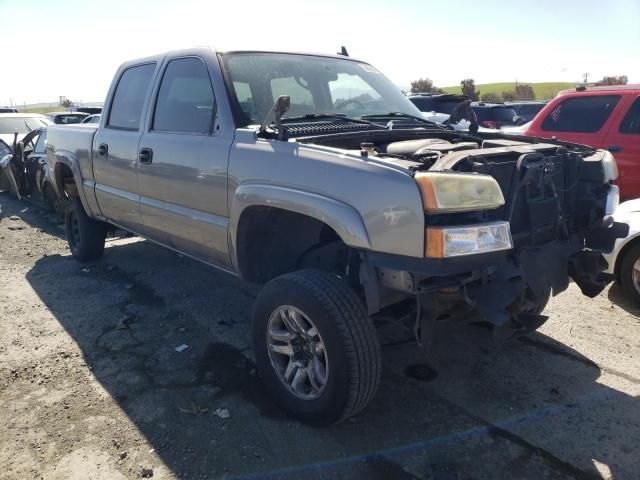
top-left (632, 258), bottom-right (640, 294)
top-left (266, 305), bottom-right (328, 400)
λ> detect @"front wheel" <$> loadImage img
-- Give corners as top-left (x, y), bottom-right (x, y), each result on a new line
top-left (65, 197), bottom-right (107, 262)
top-left (620, 244), bottom-right (640, 304)
top-left (252, 269), bottom-right (381, 426)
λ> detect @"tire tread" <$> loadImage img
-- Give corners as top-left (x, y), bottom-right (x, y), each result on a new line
top-left (275, 269), bottom-right (381, 423)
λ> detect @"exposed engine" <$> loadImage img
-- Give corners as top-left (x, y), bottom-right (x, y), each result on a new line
top-left (297, 129), bottom-right (620, 330)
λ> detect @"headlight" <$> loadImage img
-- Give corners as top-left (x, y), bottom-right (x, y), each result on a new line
top-left (415, 172), bottom-right (505, 213)
top-left (426, 221), bottom-right (513, 258)
top-left (602, 150), bottom-right (618, 182)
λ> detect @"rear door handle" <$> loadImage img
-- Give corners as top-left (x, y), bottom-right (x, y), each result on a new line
top-left (138, 148), bottom-right (153, 165)
top-left (98, 143), bottom-right (108, 156)
top-left (607, 145), bottom-right (623, 153)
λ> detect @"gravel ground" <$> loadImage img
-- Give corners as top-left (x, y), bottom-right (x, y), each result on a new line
top-left (1, 191), bottom-right (639, 480)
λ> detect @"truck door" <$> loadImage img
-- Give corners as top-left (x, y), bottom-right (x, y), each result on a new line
top-left (137, 55), bottom-right (232, 267)
top-left (602, 94), bottom-right (640, 200)
top-left (93, 62), bottom-right (158, 232)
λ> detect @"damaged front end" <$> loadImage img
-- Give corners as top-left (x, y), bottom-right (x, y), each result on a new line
top-left (299, 128), bottom-right (626, 341)
top-left (412, 138), bottom-right (624, 339)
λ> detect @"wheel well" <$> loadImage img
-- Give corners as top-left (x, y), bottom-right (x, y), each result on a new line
top-left (615, 236), bottom-right (640, 275)
top-left (236, 206), bottom-right (351, 284)
top-left (54, 163), bottom-right (77, 198)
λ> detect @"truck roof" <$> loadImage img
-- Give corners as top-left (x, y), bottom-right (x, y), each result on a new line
top-left (558, 84), bottom-right (640, 95)
top-left (119, 47), bottom-right (368, 69)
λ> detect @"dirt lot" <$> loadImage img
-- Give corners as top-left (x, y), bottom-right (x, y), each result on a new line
top-left (1, 192), bottom-right (639, 480)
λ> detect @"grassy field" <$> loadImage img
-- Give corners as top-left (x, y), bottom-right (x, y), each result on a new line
top-left (441, 82), bottom-right (576, 100)
top-left (15, 105), bottom-right (60, 114)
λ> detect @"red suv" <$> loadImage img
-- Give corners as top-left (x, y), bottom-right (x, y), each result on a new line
top-left (525, 85), bottom-right (640, 200)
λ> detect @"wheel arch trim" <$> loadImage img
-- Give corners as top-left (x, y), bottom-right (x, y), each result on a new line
top-left (229, 183), bottom-right (371, 271)
top-left (52, 150), bottom-right (99, 218)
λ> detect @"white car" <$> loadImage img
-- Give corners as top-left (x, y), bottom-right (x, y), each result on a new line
top-left (0, 113), bottom-right (52, 147)
top-left (603, 199), bottom-right (640, 303)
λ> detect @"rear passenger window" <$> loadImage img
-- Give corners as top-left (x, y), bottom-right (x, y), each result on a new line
top-left (153, 57), bottom-right (215, 134)
top-left (108, 63), bottom-right (156, 130)
top-left (542, 95), bottom-right (621, 133)
top-left (620, 97), bottom-right (640, 134)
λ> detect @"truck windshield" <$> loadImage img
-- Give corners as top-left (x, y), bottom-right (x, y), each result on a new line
top-left (221, 53), bottom-right (423, 126)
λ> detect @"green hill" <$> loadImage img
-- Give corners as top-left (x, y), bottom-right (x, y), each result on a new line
top-left (441, 82), bottom-right (576, 100)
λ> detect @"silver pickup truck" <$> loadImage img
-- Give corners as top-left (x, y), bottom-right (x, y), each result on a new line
top-left (46, 48), bottom-right (623, 425)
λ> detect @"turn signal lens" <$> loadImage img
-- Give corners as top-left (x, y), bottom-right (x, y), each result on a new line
top-left (426, 222), bottom-right (513, 258)
top-left (415, 172), bottom-right (505, 214)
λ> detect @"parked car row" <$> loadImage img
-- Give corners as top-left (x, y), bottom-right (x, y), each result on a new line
top-left (408, 93), bottom-right (548, 129)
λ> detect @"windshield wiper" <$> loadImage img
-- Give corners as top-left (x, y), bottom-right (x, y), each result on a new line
top-left (280, 113), bottom-right (385, 129)
top-left (24, 121), bottom-right (32, 132)
top-left (361, 112), bottom-right (448, 130)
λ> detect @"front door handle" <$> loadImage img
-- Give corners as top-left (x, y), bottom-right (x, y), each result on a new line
top-left (139, 148), bottom-right (153, 165)
top-left (607, 145), bottom-right (623, 153)
top-left (98, 143), bottom-right (108, 156)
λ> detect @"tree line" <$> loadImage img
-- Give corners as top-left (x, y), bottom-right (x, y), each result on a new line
top-left (410, 75), bottom-right (628, 102)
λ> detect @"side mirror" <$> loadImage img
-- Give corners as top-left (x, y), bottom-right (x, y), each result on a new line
top-left (274, 95), bottom-right (291, 118)
top-left (513, 115), bottom-right (526, 126)
top-left (260, 95), bottom-right (291, 140)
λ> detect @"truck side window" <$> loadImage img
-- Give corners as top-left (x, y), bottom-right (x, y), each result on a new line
top-left (620, 97), bottom-right (640, 134)
top-left (153, 57), bottom-right (216, 134)
top-left (108, 63), bottom-right (156, 130)
top-left (541, 95), bottom-right (621, 133)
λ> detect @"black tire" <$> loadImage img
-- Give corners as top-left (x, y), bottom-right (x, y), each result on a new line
top-left (252, 269), bottom-right (381, 426)
top-left (620, 244), bottom-right (640, 304)
top-left (43, 183), bottom-right (61, 214)
top-left (517, 287), bottom-right (551, 335)
top-left (65, 197), bottom-right (106, 262)
top-left (494, 286), bottom-right (552, 343)
top-left (523, 286), bottom-right (551, 316)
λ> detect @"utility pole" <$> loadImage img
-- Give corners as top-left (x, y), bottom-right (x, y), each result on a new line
top-left (582, 72), bottom-right (590, 84)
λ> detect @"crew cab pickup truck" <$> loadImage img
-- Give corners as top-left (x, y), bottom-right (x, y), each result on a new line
top-left (46, 48), bottom-right (623, 425)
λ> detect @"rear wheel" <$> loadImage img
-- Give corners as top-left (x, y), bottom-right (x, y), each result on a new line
top-left (252, 269), bottom-right (381, 426)
top-left (65, 197), bottom-right (107, 262)
top-left (43, 183), bottom-right (64, 216)
top-left (620, 244), bottom-right (640, 305)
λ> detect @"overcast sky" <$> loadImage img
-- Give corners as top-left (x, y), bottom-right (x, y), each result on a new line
top-left (1, 0), bottom-right (638, 106)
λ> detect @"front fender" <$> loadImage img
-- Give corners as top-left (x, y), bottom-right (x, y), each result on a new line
top-left (229, 183), bottom-right (372, 269)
